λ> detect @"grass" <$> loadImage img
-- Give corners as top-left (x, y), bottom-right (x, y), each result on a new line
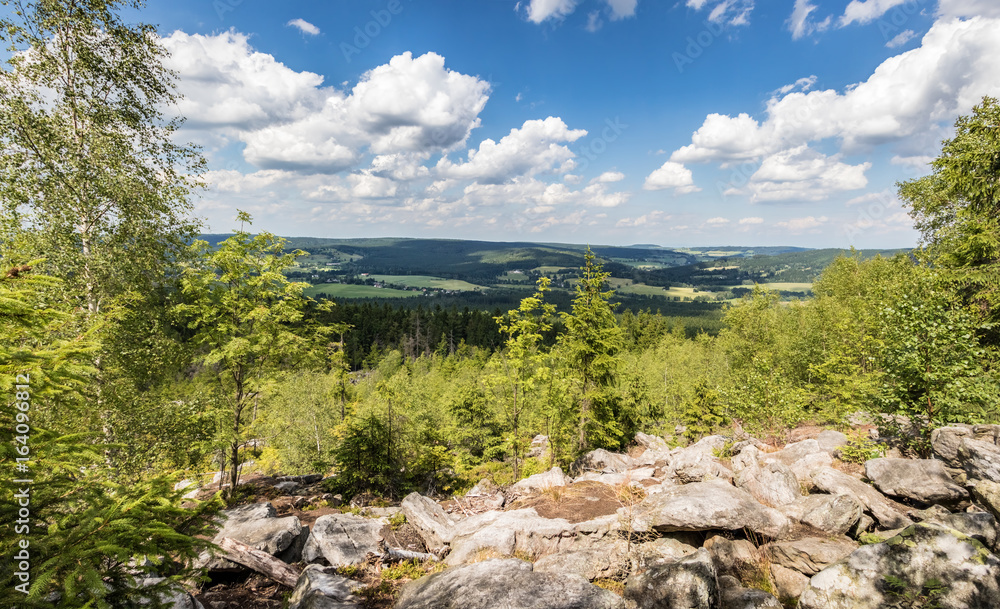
top-left (368, 275), bottom-right (484, 291)
top-left (303, 284), bottom-right (420, 299)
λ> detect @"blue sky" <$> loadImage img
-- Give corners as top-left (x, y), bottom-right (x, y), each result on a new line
top-left (132, 0), bottom-right (999, 247)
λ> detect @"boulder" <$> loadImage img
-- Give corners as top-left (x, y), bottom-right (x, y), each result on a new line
top-left (704, 535), bottom-right (759, 578)
top-left (815, 430), bottom-right (849, 454)
top-left (632, 537), bottom-right (699, 571)
top-left (635, 432), bottom-right (670, 452)
top-left (401, 492), bottom-right (456, 549)
top-left (720, 585), bottom-right (783, 609)
top-left (799, 523), bottom-right (1000, 609)
top-left (527, 435), bottom-right (550, 459)
top-left (931, 425), bottom-right (973, 466)
top-left (275, 480), bottom-right (301, 494)
top-left (574, 449), bottom-right (634, 474)
top-left (766, 537), bottom-right (858, 576)
top-left (960, 437), bottom-right (1000, 483)
top-left (635, 479), bottom-right (790, 539)
top-left (139, 578), bottom-right (204, 609)
top-left (781, 493), bottom-right (862, 536)
top-left (671, 450), bottom-right (734, 484)
top-left (973, 479), bottom-right (1000, 523)
top-left (625, 548), bottom-right (718, 609)
top-left (302, 513), bottom-right (383, 566)
top-left (763, 440), bottom-right (823, 467)
top-left (288, 565), bottom-right (361, 609)
top-left (924, 511), bottom-right (998, 551)
top-left (810, 467), bottom-right (912, 529)
top-left (533, 536), bottom-right (629, 580)
top-left (199, 502), bottom-right (302, 570)
top-left (510, 467), bottom-right (570, 493)
top-left (446, 508), bottom-right (574, 565)
top-left (769, 564), bottom-right (808, 601)
top-left (575, 468), bottom-right (656, 487)
top-left (394, 558), bottom-right (624, 609)
top-left (730, 446), bottom-right (761, 475)
top-left (735, 461), bottom-right (801, 507)
top-left (785, 452), bottom-right (832, 490)
top-left (865, 458), bottom-right (968, 505)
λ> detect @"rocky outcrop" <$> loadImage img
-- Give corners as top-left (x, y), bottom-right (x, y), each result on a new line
top-left (864, 458), bottom-right (968, 505)
top-left (635, 479), bottom-right (790, 539)
top-left (624, 548), bottom-right (718, 609)
top-left (810, 467), bottom-right (912, 529)
top-left (766, 537), bottom-right (857, 576)
top-left (302, 513), bottom-right (383, 566)
top-left (735, 461), bottom-right (801, 507)
top-left (960, 437), bottom-right (1000, 483)
top-left (799, 523), bottom-right (1000, 609)
top-left (533, 536), bottom-right (629, 580)
top-left (574, 449), bottom-right (634, 474)
top-left (394, 558), bottom-right (624, 609)
top-left (931, 425), bottom-right (974, 466)
top-left (446, 508), bottom-right (574, 565)
top-left (510, 467), bottom-right (570, 493)
top-left (199, 502), bottom-right (303, 570)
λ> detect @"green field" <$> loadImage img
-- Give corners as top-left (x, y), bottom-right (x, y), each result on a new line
top-left (368, 275), bottom-right (484, 291)
top-left (728, 282), bottom-right (813, 292)
top-left (303, 284), bottom-right (419, 299)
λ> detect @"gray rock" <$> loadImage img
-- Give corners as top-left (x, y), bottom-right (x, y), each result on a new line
top-left (139, 578), bottom-right (204, 609)
top-left (394, 558), bottom-right (624, 609)
top-left (799, 523), bottom-right (1000, 609)
top-left (632, 537), bottom-right (699, 571)
top-left (574, 449), bottom-right (634, 474)
top-left (973, 479), bottom-right (1000, 523)
top-left (931, 425), bottom-right (973, 467)
top-left (781, 493), bottom-right (862, 536)
top-left (446, 508), bottom-right (574, 566)
top-left (766, 537), bottom-right (858, 576)
top-left (275, 481), bottom-right (301, 494)
top-left (769, 563), bottom-right (808, 601)
top-left (763, 440), bottom-right (823, 467)
top-left (785, 452), bottom-right (832, 490)
top-left (736, 461), bottom-right (801, 507)
top-left (720, 585), bottom-right (783, 609)
top-left (288, 565), bottom-right (360, 609)
top-left (302, 513), bottom-right (383, 566)
top-left (635, 479), bottom-right (790, 539)
top-left (199, 502), bottom-right (302, 570)
top-left (635, 432), bottom-right (670, 452)
top-left (865, 458), bottom-right (968, 505)
top-left (625, 548), bottom-right (718, 609)
top-left (704, 536), bottom-right (759, 578)
top-left (810, 467), bottom-right (912, 529)
top-left (276, 525), bottom-right (311, 564)
top-left (510, 467), bottom-right (570, 493)
top-left (669, 446), bottom-right (734, 484)
top-left (816, 430), bottom-right (849, 454)
top-left (527, 435), bottom-right (550, 459)
top-left (401, 492), bottom-right (456, 550)
top-left (924, 511), bottom-right (998, 551)
top-left (730, 446), bottom-right (761, 475)
top-left (533, 536), bottom-right (629, 580)
top-left (960, 437), bottom-right (1000, 483)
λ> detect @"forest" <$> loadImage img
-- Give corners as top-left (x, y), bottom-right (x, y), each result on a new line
top-left (1, 1), bottom-right (999, 607)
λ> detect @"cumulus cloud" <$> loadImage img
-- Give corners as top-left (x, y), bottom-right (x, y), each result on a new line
top-left (788, 0), bottom-right (831, 39)
top-left (740, 146), bottom-right (870, 202)
top-left (287, 18), bottom-right (320, 35)
top-left (520, 0), bottom-right (580, 23)
top-left (592, 171), bottom-right (625, 183)
top-left (163, 33), bottom-right (491, 172)
top-left (670, 16), bottom-right (1000, 178)
top-left (840, 0), bottom-right (907, 26)
top-left (704, 217), bottom-right (730, 226)
top-left (937, 0), bottom-right (1000, 18)
top-left (739, 216), bottom-right (764, 224)
top-left (605, 0), bottom-right (638, 20)
top-left (615, 210), bottom-right (672, 228)
top-left (643, 161), bottom-right (700, 194)
top-left (886, 29), bottom-right (917, 48)
top-left (775, 216), bottom-right (829, 233)
top-left (436, 117), bottom-right (586, 184)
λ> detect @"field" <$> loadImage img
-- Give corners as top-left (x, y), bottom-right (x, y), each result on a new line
top-left (303, 284), bottom-right (419, 299)
top-left (368, 275), bottom-right (484, 291)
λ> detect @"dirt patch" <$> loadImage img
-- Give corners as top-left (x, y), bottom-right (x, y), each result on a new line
top-left (785, 425), bottom-right (828, 444)
top-left (505, 481), bottom-right (624, 523)
top-left (195, 572), bottom-right (288, 609)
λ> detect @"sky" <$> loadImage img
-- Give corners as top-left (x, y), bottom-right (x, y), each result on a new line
top-left (124, 0), bottom-right (1000, 248)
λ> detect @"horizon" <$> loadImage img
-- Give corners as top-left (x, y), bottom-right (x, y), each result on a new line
top-left (92, 0), bottom-right (1000, 249)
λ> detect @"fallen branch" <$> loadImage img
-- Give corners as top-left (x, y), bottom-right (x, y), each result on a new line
top-left (218, 537), bottom-right (300, 588)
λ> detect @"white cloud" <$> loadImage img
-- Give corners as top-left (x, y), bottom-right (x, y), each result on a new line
top-left (287, 18), bottom-right (320, 35)
top-left (705, 217), bottom-right (730, 226)
top-left (521, 0), bottom-right (580, 23)
top-left (458, 177), bottom-right (630, 210)
top-left (592, 170), bottom-right (625, 183)
top-left (585, 11), bottom-right (604, 31)
top-left (886, 29), bottom-right (917, 48)
top-left (775, 216), bottom-right (829, 233)
top-left (937, 0), bottom-right (1000, 18)
top-left (369, 153), bottom-right (431, 181)
top-left (739, 216), bottom-right (764, 225)
top-left (741, 146), bottom-right (870, 202)
top-left (436, 117), bottom-right (586, 184)
top-left (616, 210), bottom-right (672, 228)
top-left (644, 161), bottom-right (701, 194)
top-left (670, 17), bottom-right (1000, 170)
top-left (687, 0), bottom-right (755, 26)
top-left (163, 33), bottom-right (491, 172)
top-left (605, 0), bottom-right (638, 20)
top-left (890, 154), bottom-right (934, 171)
top-left (840, 0), bottom-right (907, 26)
top-left (788, 0), bottom-right (831, 39)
